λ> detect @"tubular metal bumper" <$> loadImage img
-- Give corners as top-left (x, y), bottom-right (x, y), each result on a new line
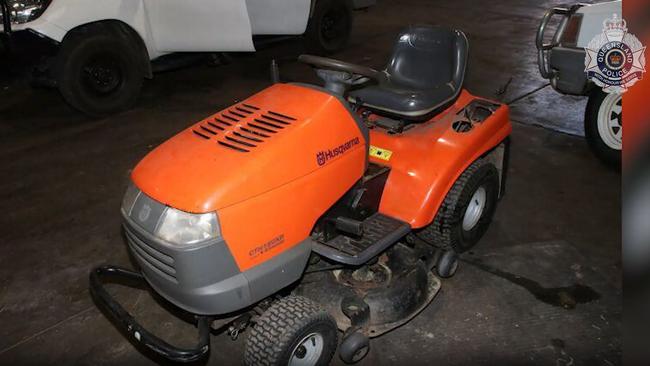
top-left (1, 0), bottom-right (11, 35)
top-left (536, 6), bottom-right (571, 79)
top-left (89, 265), bottom-right (212, 363)
top-left (536, 4), bottom-right (588, 80)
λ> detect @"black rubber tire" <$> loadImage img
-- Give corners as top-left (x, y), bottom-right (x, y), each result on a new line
top-left (54, 23), bottom-right (144, 117)
top-left (584, 89), bottom-right (622, 168)
top-left (339, 331), bottom-right (369, 364)
top-left (244, 295), bottom-right (338, 366)
top-left (416, 158), bottom-right (500, 253)
top-left (304, 0), bottom-right (353, 55)
top-left (436, 250), bottom-right (459, 278)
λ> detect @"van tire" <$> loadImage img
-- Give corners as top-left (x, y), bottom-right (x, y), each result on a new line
top-left (305, 0), bottom-right (353, 55)
top-left (584, 89), bottom-right (622, 168)
top-left (55, 23), bottom-right (144, 117)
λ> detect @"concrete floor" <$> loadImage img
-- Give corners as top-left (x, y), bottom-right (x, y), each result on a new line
top-left (0, 0), bottom-right (620, 365)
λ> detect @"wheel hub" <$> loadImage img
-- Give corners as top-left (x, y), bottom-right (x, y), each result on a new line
top-left (596, 93), bottom-right (623, 150)
top-left (289, 333), bottom-right (324, 366)
top-left (321, 9), bottom-right (346, 42)
top-left (82, 55), bottom-right (123, 95)
top-left (462, 186), bottom-right (487, 231)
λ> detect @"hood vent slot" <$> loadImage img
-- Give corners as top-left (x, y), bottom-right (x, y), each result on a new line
top-left (193, 130), bottom-right (211, 139)
top-left (267, 111), bottom-right (297, 121)
top-left (236, 106), bottom-right (255, 114)
top-left (253, 118), bottom-right (285, 130)
top-left (191, 103), bottom-right (297, 153)
top-left (199, 125), bottom-right (218, 135)
top-left (242, 103), bottom-right (260, 111)
top-left (228, 109), bottom-right (247, 119)
top-left (218, 141), bottom-right (249, 153)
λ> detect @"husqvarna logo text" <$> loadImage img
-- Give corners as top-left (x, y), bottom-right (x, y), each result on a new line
top-left (316, 137), bottom-right (360, 166)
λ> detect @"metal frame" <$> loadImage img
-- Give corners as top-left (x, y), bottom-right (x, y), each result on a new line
top-left (89, 266), bottom-right (212, 363)
top-left (1, 0), bottom-right (10, 34)
top-left (536, 4), bottom-right (587, 79)
top-left (536, 6), bottom-right (570, 79)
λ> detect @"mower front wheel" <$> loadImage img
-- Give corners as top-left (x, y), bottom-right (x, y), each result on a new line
top-left (244, 295), bottom-right (338, 366)
top-left (436, 250), bottom-right (459, 278)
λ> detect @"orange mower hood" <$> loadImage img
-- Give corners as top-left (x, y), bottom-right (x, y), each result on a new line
top-left (131, 83), bottom-right (367, 213)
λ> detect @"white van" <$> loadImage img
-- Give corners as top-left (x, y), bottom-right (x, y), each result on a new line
top-left (1, 0), bottom-right (370, 116)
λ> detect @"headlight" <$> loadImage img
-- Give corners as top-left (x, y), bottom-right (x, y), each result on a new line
top-left (155, 208), bottom-right (220, 246)
top-left (7, 0), bottom-right (52, 24)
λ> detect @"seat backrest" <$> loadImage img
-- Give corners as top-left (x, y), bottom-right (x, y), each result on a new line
top-left (386, 26), bottom-right (468, 91)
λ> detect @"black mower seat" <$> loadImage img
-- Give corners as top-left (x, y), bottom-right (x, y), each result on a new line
top-left (349, 25), bottom-right (468, 120)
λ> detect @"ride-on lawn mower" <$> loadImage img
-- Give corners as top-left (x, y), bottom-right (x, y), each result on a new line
top-left (90, 26), bottom-right (511, 365)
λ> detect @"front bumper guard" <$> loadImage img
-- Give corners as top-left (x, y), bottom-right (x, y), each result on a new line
top-left (535, 4), bottom-right (585, 79)
top-left (89, 265), bottom-right (212, 363)
top-left (0, 0), bottom-right (10, 35)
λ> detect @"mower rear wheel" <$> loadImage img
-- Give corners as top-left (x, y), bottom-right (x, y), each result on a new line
top-left (244, 295), bottom-right (338, 366)
top-left (417, 158), bottom-right (499, 253)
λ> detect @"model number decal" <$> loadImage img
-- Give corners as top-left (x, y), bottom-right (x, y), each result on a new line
top-left (249, 234), bottom-right (285, 258)
top-left (369, 145), bottom-right (393, 161)
top-left (316, 137), bottom-right (360, 166)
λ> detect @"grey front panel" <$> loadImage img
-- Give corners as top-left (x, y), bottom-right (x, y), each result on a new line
top-left (550, 47), bottom-right (590, 95)
top-left (124, 218), bottom-right (250, 315)
top-left (245, 239), bottom-right (312, 301)
top-left (122, 189), bottom-right (313, 315)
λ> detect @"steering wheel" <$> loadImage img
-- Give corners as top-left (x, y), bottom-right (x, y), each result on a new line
top-left (298, 54), bottom-right (382, 93)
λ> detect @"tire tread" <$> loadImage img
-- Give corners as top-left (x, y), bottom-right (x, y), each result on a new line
top-left (244, 296), bottom-right (336, 366)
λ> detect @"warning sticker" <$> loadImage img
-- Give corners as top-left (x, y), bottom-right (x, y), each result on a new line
top-left (369, 145), bottom-right (393, 161)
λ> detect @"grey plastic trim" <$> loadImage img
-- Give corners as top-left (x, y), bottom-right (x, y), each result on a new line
top-left (129, 191), bottom-right (167, 234)
top-left (244, 238), bottom-right (312, 301)
top-left (124, 209), bottom-right (313, 315)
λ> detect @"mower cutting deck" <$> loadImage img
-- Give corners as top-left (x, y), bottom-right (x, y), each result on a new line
top-left (90, 25), bottom-right (511, 365)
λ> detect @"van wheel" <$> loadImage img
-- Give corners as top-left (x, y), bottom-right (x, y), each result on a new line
top-left (55, 24), bottom-right (144, 117)
top-left (416, 159), bottom-right (499, 253)
top-left (305, 0), bottom-right (353, 55)
top-left (244, 296), bottom-right (338, 366)
top-left (585, 89), bottom-right (622, 167)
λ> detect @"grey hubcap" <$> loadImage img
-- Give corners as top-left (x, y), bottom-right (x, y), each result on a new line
top-left (289, 333), bottom-right (324, 366)
top-left (597, 93), bottom-right (623, 150)
top-left (462, 186), bottom-right (487, 231)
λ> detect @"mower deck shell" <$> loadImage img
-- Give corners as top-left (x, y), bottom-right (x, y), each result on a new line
top-left (297, 243), bottom-right (441, 337)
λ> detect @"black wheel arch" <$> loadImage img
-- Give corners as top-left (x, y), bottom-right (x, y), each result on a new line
top-left (309, 0), bottom-right (353, 18)
top-left (60, 20), bottom-right (152, 79)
